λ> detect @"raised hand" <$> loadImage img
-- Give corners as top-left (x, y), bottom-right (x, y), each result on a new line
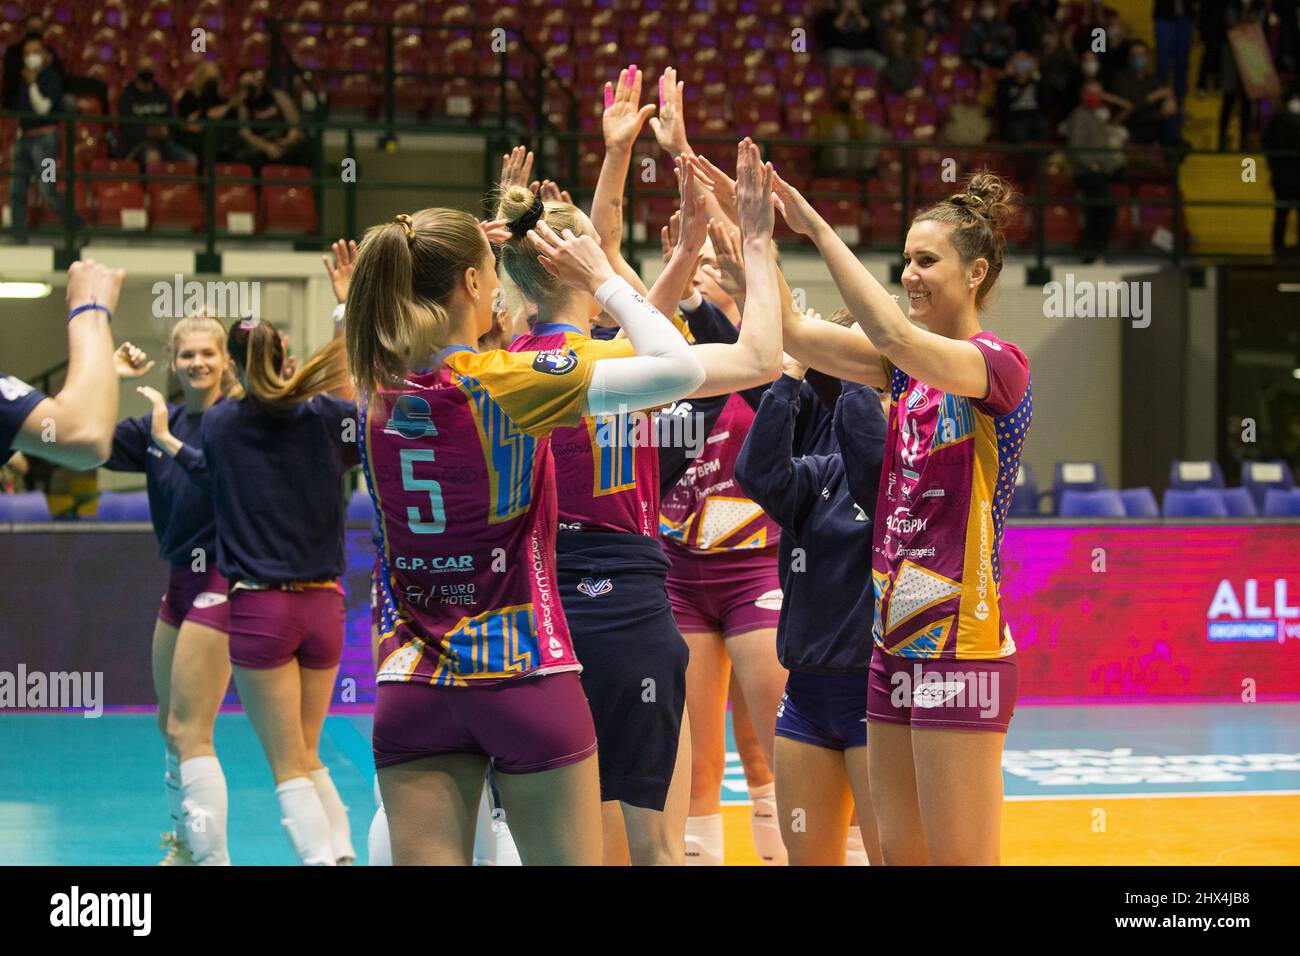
top-left (539, 179), bottom-right (573, 205)
top-left (675, 159), bottom-right (709, 257)
top-left (136, 384), bottom-right (181, 455)
top-left (499, 146), bottom-right (536, 192)
top-left (704, 218), bottom-right (746, 301)
top-left (480, 218), bottom-right (511, 246)
top-left (322, 238), bottom-right (359, 304)
top-left (66, 258), bottom-right (127, 314)
top-left (691, 153), bottom-right (739, 225)
top-left (734, 138), bottom-right (774, 241)
top-left (603, 65), bottom-right (656, 153)
top-left (648, 66), bottom-right (691, 161)
top-left (113, 342), bottom-right (154, 379)
top-left (771, 169), bottom-right (820, 237)
top-left (526, 220), bottom-right (616, 295)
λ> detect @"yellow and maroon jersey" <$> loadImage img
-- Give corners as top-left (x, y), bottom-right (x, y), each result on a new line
top-left (508, 323), bottom-right (660, 537)
top-left (361, 344), bottom-right (594, 687)
top-left (660, 393), bottom-right (782, 553)
top-left (871, 333), bottom-right (1032, 661)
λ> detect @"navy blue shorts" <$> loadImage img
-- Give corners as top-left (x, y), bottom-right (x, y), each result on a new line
top-left (775, 670), bottom-right (870, 751)
top-left (557, 530), bottom-right (688, 811)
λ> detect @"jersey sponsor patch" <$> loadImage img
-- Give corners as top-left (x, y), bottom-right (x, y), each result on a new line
top-left (0, 376), bottom-right (34, 401)
top-left (532, 351), bottom-right (579, 375)
top-left (912, 681), bottom-right (967, 708)
top-left (755, 588), bottom-right (784, 611)
top-left (576, 576), bottom-right (613, 598)
top-left (191, 591), bottom-right (228, 609)
top-left (384, 395), bottom-right (438, 439)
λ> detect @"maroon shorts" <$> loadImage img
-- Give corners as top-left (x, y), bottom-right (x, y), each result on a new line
top-left (372, 672), bottom-right (598, 775)
top-left (866, 648), bottom-right (1018, 734)
top-left (226, 583), bottom-right (344, 670)
top-left (664, 544), bottom-right (782, 637)
top-left (158, 565), bottom-right (230, 632)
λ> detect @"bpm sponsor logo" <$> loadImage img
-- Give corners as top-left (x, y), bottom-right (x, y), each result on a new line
top-left (973, 498), bottom-right (991, 621)
top-left (1206, 578), bottom-right (1300, 643)
top-left (885, 506), bottom-right (927, 535)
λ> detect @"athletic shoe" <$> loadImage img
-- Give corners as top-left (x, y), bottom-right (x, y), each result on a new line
top-left (158, 832), bottom-right (196, 866)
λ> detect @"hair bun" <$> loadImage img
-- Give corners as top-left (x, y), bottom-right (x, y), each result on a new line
top-left (958, 171), bottom-right (1016, 232)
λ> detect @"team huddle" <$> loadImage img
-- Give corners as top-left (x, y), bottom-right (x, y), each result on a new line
top-left (0, 65), bottom-right (1031, 867)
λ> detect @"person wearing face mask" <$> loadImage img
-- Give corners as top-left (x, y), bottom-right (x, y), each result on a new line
top-left (1219, 0), bottom-right (1268, 152)
top-left (1108, 39), bottom-right (1180, 146)
top-left (1263, 85), bottom-right (1300, 255)
top-left (962, 2), bottom-right (1017, 71)
top-left (814, 89), bottom-right (870, 176)
top-left (996, 51), bottom-right (1049, 145)
top-left (8, 37), bottom-right (83, 245)
top-left (2, 13), bottom-right (64, 111)
top-left (813, 0), bottom-right (887, 72)
top-left (1066, 80), bottom-right (1132, 262)
top-left (177, 61), bottom-right (241, 168)
top-left (234, 68), bottom-right (309, 171)
top-left (117, 57), bottom-right (197, 169)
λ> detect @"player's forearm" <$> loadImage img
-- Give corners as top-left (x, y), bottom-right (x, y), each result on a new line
top-left (647, 246), bottom-right (697, 323)
top-left (51, 311), bottom-right (118, 463)
top-left (734, 236), bottom-right (782, 379)
top-left (808, 218), bottom-right (911, 353)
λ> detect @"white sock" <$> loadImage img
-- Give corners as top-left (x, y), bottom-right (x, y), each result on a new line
top-left (367, 777), bottom-right (391, 866)
top-left (179, 755), bottom-right (230, 865)
top-left (472, 783), bottom-right (522, 866)
top-left (748, 782), bottom-right (788, 866)
top-left (309, 767), bottom-right (355, 864)
top-left (845, 825), bottom-right (870, 866)
top-left (275, 777), bottom-right (336, 865)
top-left (684, 814), bottom-right (725, 866)
top-left (164, 749), bottom-right (184, 846)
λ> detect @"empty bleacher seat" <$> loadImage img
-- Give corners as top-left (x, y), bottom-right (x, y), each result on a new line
top-left (259, 165), bottom-right (316, 234)
top-left (0, 492), bottom-right (52, 521)
top-left (1163, 488), bottom-right (1228, 518)
top-left (1119, 487), bottom-right (1159, 518)
top-left (1009, 461), bottom-right (1038, 516)
top-left (95, 491), bottom-right (150, 521)
top-left (1058, 490), bottom-right (1126, 518)
top-left (1263, 488), bottom-right (1300, 517)
top-left (146, 161), bottom-right (203, 232)
top-left (1168, 459), bottom-right (1225, 490)
top-left (1241, 460), bottom-right (1295, 511)
top-left (1221, 486), bottom-right (1258, 517)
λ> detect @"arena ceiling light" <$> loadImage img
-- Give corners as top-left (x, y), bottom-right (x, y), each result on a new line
top-left (1278, 284), bottom-right (1300, 293)
top-left (0, 282), bottom-right (52, 298)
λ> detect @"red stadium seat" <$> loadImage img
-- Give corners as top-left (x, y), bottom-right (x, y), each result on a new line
top-left (1043, 203), bottom-right (1082, 247)
top-left (146, 162), bottom-right (203, 232)
top-left (259, 165), bottom-right (316, 234)
top-left (89, 158), bottom-right (146, 228)
top-left (215, 163), bottom-right (258, 234)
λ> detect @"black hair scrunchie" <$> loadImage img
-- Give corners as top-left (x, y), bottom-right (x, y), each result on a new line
top-left (507, 193), bottom-right (546, 238)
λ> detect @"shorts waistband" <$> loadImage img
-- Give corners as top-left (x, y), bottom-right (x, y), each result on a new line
top-left (232, 578), bottom-right (342, 593)
top-left (557, 529), bottom-right (670, 573)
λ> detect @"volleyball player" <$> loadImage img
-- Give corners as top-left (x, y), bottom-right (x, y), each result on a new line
top-left (345, 139), bottom-right (778, 865)
top-left (1, 260), bottom-right (124, 469)
top-left (157, 321), bottom-right (358, 865)
top-left (107, 316), bottom-right (237, 865)
top-left (734, 343), bottom-right (887, 865)
top-left (775, 171), bottom-right (1032, 865)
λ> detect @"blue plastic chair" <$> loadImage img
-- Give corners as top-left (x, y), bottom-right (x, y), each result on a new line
top-left (346, 488), bottom-right (375, 522)
top-left (1052, 460), bottom-right (1107, 514)
top-left (1241, 460), bottom-right (1295, 511)
top-left (1163, 488), bottom-right (1228, 518)
top-left (95, 491), bottom-right (150, 520)
top-left (1009, 461), bottom-right (1039, 515)
top-left (1263, 488), bottom-right (1300, 517)
top-left (1221, 486), bottom-right (1258, 517)
top-left (1059, 489), bottom-right (1126, 518)
top-left (1119, 487), bottom-right (1159, 518)
top-left (1168, 459), bottom-right (1225, 490)
top-left (0, 491), bottom-right (51, 521)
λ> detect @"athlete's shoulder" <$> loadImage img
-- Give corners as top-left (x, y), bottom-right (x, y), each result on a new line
top-left (968, 331), bottom-right (1029, 417)
top-left (456, 345), bottom-right (584, 383)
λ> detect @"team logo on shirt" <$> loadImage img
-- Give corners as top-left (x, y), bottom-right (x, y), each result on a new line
top-left (754, 589), bottom-right (784, 611)
top-left (0, 376), bottom-right (34, 401)
top-left (532, 350), bottom-right (578, 375)
top-left (384, 395), bottom-right (438, 439)
top-left (191, 592), bottom-right (228, 609)
top-left (577, 577), bottom-right (613, 598)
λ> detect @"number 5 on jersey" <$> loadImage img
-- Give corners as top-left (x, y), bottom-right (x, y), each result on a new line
top-left (401, 447), bottom-right (446, 534)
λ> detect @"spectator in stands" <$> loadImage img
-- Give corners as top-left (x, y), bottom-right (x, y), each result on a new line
top-left (962, 1), bottom-right (1017, 71)
top-left (814, 0), bottom-right (887, 71)
top-left (8, 37), bottom-right (82, 245)
top-left (916, 0), bottom-right (951, 37)
top-left (880, 21), bottom-right (922, 95)
top-left (1263, 84), bottom-right (1300, 255)
top-left (813, 89), bottom-right (871, 177)
top-left (1219, 0), bottom-right (1266, 152)
top-left (1007, 0), bottom-right (1056, 56)
top-left (1154, 1), bottom-right (1195, 106)
top-left (177, 61), bottom-right (242, 168)
top-left (1080, 49), bottom-right (1103, 92)
top-left (878, 1), bottom-right (925, 57)
top-left (1195, 0), bottom-right (1224, 95)
top-left (118, 57), bottom-right (196, 168)
top-left (1066, 79), bottom-right (1130, 262)
top-left (1108, 40), bottom-right (1180, 146)
top-left (2, 13), bottom-right (63, 111)
top-left (997, 52), bottom-right (1050, 144)
top-left (1038, 29), bottom-right (1082, 124)
top-left (233, 69), bottom-right (309, 171)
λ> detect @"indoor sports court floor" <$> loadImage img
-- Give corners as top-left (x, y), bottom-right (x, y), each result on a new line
top-left (3, 702), bottom-right (1297, 865)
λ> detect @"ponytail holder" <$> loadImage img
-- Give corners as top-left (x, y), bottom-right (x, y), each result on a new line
top-left (507, 193), bottom-right (545, 238)
top-left (953, 193), bottom-right (986, 210)
top-left (393, 213), bottom-right (416, 241)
